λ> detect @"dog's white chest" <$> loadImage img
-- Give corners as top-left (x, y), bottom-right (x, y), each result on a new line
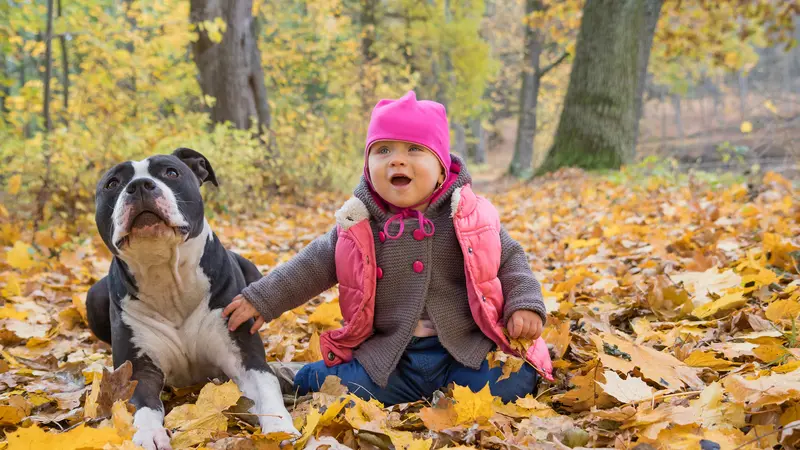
top-left (122, 296), bottom-right (242, 387)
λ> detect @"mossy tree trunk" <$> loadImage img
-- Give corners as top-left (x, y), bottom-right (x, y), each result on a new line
top-left (537, 0), bottom-right (647, 174)
top-left (190, 0), bottom-right (272, 134)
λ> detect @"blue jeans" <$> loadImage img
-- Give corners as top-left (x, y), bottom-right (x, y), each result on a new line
top-left (295, 336), bottom-right (539, 405)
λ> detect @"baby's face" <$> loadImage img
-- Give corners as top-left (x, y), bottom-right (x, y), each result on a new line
top-left (367, 140), bottom-right (445, 210)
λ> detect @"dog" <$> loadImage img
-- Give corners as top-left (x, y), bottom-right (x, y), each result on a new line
top-left (86, 148), bottom-right (298, 450)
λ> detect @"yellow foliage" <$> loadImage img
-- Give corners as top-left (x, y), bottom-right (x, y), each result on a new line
top-left (452, 383), bottom-right (494, 425)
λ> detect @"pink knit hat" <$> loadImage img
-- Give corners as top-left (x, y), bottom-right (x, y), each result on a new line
top-left (363, 91), bottom-right (451, 184)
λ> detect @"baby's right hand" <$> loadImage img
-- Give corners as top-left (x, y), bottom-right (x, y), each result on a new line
top-left (223, 294), bottom-right (265, 334)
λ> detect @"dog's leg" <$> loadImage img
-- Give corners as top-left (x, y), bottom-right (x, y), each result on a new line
top-left (234, 366), bottom-right (299, 436)
top-left (110, 303), bottom-right (172, 450)
top-left (227, 326), bottom-right (299, 436)
top-left (86, 277), bottom-right (112, 344)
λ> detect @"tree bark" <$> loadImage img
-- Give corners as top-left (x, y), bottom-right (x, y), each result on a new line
top-left (43, 0), bottom-right (55, 133)
top-left (671, 94), bottom-right (683, 139)
top-left (738, 70), bottom-right (748, 122)
top-left (509, 0), bottom-right (544, 177)
top-left (58, 0), bottom-right (69, 115)
top-left (0, 52), bottom-right (7, 115)
top-left (538, 0), bottom-right (646, 174)
top-left (631, 0), bottom-right (663, 152)
top-left (469, 118), bottom-right (487, 164)
top-left (190, 0), bottom-right (272, 133)
top-left (360, 0), bottom-right (378, 114)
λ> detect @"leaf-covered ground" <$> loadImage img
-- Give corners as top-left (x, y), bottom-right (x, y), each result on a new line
top-left (1, 169), bottom-right (799, 450)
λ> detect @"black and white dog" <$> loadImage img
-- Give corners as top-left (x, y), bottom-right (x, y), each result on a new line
top-left (86, 148), bottom-right (297, 450)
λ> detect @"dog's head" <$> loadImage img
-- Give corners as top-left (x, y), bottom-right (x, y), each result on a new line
top-left (95, 148), bottom-right (218, 257)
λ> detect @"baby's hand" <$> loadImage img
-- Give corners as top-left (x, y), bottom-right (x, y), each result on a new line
top-left (508, 310), bottom-right (543, 340)
top-left (223, 294), bottom-right (265, 334)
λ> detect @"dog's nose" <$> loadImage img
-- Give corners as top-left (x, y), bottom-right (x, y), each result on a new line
top-left (126, 178), bottom-right (157, 194)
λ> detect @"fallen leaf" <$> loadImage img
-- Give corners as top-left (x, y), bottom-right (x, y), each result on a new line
top-left (2, 423), bottom-right (124, 449)
top-left (596, 370), bottom-right (654, 403)
top-left (418, 397), bottom-right (458, 431)
top-left (683, 350), bottom-right (737, 371)
top-left (308, 300), bottom-right (343, 329)
top-left (6, 241), bottom-right (35, 270)
top-left (452, 383), bottom-right (494, 424)
top-left (84, 360), bottom-right (137, 419)
top-left (691, 291), bottom-right (746, 318)
top-left (592, 333), bottom-right (704, 391)
top-left (765, 299), bottom-right (800, 323)
top-left (723, 369), bottom-right (800, 408)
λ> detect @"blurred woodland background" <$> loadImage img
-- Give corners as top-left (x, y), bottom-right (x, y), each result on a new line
top-left (0, 0), bottom-right (798, 232)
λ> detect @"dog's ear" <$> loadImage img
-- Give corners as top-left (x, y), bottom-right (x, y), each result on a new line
top-left (172, 148), bottom-right (219, 187)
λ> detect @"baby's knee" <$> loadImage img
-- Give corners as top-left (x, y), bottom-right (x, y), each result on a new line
top-left (492, 366), bottom-right (540, 403)
top-left (294, 361), bottom-right (330, 394)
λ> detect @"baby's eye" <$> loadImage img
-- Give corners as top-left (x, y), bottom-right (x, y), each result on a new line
top-left (409, 146), bottom-right (422, 152)
top-left (377, 146), bottom-right (390, 154)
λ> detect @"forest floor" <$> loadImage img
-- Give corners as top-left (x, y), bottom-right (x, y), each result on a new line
top-left (0, 142), bottom-right (799, 449)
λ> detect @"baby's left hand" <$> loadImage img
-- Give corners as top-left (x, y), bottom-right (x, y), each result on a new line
top-left (508, 310), bottom-right (543, 340)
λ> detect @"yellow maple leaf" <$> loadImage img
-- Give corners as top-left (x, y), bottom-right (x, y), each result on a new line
top-left (296, 407), bottom-right (322, 449)
top-left (683, 350), bottom-right (736, 371)
top-left (690, 291), bottom-right (746, 319)
top-left (0, 304), bottom-right (28, 321)
top-left (308, 300), bottom-right (343, 329)
top-left (765, 299), bottom-right (800, 323)
top-left (1, 273), bottom-right (22, 298)
top-left (3, 423), bottom-right (124, 449)
top-left (384, 428), bottom-right (432, 450)
top-left (6, 241), bottom-right (35, 271)
top-left (0, 396), bottom-right (29, 426)
top-left (164, 381), bottom-right (242, 448)
top-left (111, 400), bottom-right (135, 440)
top-left (740, 121), bottom-right (753, 133)
top-left (452, 383), bottom-right (494, 425)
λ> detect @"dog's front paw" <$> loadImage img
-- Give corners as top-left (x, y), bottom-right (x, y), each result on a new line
top-left (133, 426), bottom-right (172, 450)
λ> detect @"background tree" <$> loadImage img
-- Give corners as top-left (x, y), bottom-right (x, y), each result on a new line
top-left (190, 0), bottom-right (272, 134)
top-left (508, 0), bottom-right (570, 177)
top-left (537, 0), bottom-right (649, 174)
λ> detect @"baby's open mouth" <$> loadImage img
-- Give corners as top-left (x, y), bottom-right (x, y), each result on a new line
top-left (391, 175), bottom-right (412, 186)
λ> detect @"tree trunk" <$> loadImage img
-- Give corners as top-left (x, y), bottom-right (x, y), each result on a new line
top-left (0, 52), bottom-right (7, 115)
top-left (631, 0), bottom-right (663, 153)
top-left (537, 0), bottom-right (646, 174)
top-left (738, 70), bottom-right (748, 122)
top-left (509, 0), bottom-right (544, 177)
top-left (672, 94), bottom-right (683, 139)
top-left (469, 118), bottom-right (487, 164)
top-left (360, 0), bottom-right (378, 115)
top-left (190, 0), bottom-right (271, 133)
top-left (453, 122), bottom-right (467, 157)
top-left (58, 0), bottom-right (69, 116)
top-left (43, 0), bottom-right (54, 133)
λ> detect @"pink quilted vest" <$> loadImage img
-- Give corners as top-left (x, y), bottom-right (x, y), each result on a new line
top-left (318, 185), bottom-right (554, 381)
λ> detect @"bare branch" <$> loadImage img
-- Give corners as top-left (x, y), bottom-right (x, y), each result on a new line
top-left (536, 51), bottom-right (569, 79)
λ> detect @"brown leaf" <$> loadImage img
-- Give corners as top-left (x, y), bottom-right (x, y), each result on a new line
top-left (84, 360), bottom-right (137, 419)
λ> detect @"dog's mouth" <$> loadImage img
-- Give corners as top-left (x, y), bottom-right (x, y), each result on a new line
top-left (115, 211), bottom-right (190, 249)
top-left (131, 211), bottom-right (164, 229)
top-left (390, 174), bottom-right (412, 186)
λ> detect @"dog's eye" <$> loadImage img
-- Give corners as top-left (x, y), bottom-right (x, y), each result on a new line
top-left (105, 178), bottom-right (119, 190)
top-left (165, 168), bottom-right (179, 179)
